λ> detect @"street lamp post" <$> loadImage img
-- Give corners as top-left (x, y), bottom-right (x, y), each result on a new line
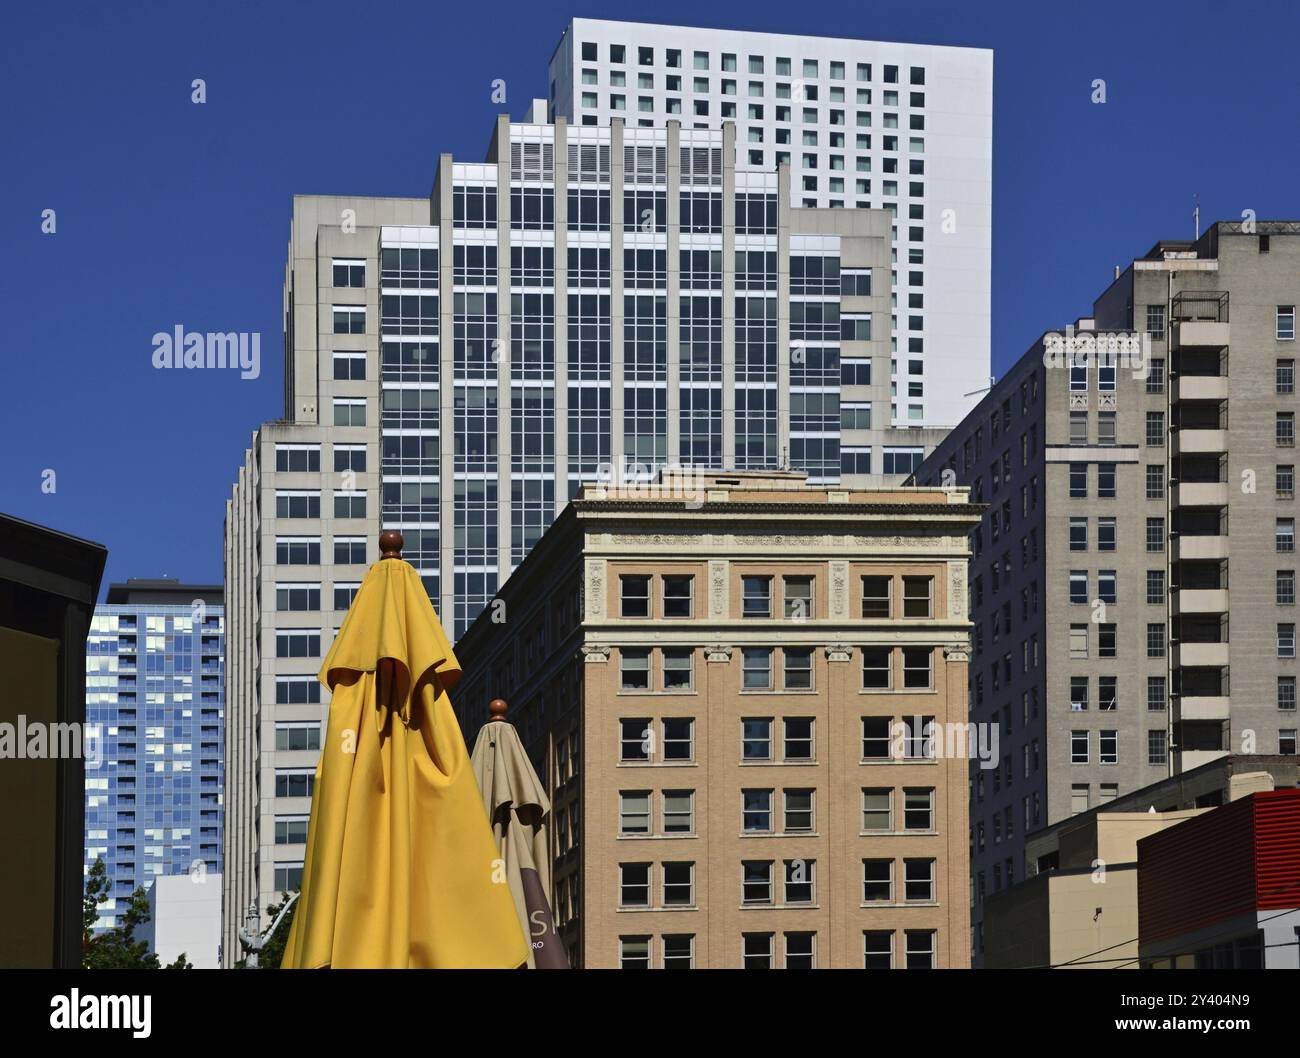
top-left (238, 893), bottom-right (299, 968)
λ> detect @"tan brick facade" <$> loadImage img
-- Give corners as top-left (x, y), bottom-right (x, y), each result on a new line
top-left (455, 470), bottom-right (982, 968)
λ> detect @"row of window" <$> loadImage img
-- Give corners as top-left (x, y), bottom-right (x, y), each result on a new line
top-left (617, 785), bottom-right (934, 837)
top-left (617, 856), bottom-right (938, 910)
top-left (575, 42), bottom-right (924, 86)
top-left (613, 645), bottom-right (941, 694)
top-left (618, 715), bottom-right (943, 765)
top-left (617, 928), bottom-right (936, 970)
top-left (617, 572), bottom-right (935, 620)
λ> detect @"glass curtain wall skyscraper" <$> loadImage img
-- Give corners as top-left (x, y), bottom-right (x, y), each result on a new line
top-left (84, 580), bottom-right (223, 933)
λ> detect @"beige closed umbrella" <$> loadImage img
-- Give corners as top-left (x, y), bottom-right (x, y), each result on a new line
top-left (470, 698), bottom-right (569, 969)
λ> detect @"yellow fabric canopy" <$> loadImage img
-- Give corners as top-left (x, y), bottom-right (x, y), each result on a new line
top-left (281, 557), bottom-right (528, 969)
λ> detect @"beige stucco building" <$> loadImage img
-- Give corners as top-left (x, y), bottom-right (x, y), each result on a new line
top-left (453, 469), bottom-right (982, 968)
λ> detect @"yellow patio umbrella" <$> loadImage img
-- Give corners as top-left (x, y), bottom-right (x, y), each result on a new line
top-left (281, 530), bottom-right (528, 969)
top-left (470, 699), bottom-right (570, 969)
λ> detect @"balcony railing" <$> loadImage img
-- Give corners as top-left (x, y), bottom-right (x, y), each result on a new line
top-left (1171, 291), bottom-right (1229, 323)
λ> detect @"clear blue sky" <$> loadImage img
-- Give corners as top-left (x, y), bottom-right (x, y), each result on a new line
top-left (3, 0), bottom-right (1297, 595)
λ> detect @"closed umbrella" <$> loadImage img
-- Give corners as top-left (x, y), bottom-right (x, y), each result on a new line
top-left (471, 699), bottom-right (569, 968)
top-left (281, 531), bottom-right (528, 969)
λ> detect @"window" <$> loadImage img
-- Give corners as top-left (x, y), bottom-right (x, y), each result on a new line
top-left (1278, 518), bottom-right (1296, 553)
top-left (620, 719), bottom-right (650, 762)
top-left (1098, 570), bottom-right (1117, 604)
top-left (1280, 676), bottom-right (1297, 711)
top-left (904, 788), bottom-right (934, 830)
top-left (1069, 570), bottom-right (1088, 604)
top-left (620, 574), bottom-right (650, 617)
top-left (1098, 463), bottom-right (1116, 498)
top-left (784, 648), bottom-right (813, 690)
top-left (1280, 570), bottom-right (1296, 606)
top-left (743, 789), bottom-right (773, 832)
top-left (1070, 676), bottom-right (1088, 712)
top-left (862, 576), bottom-right (891, 617)
top-left (662, 862), bottom-right (694, 906)
top-left (333, 398), bottom-right (366, 428)
top-left (1099, 730), bottom-right (1118, 765)
top-left (662, 934), bottom-right (693, 969)
top-left (902, 647), bottom-right (932, 689)
top-left (1099, 675), bottom-right (1118, 710)
top-left (742, 718), bottom-right (772, 761)
top-left (902, 576), bottom-right (933, 618)
top-left (663, 649), bottom-right (693, 690)
top-left (743, 861), bottom-right (773, 904)
top-left (619, 863), bottom-right (650, 907)
top-left (784, 576), bottom-right (814, 619)
top-left (784, 932), bottom-right (816, 969)
top-left (1146, 304), bottom-right (1166, 340)
top-left (1148, 730), bottom-right (1168, 766)
top-left (1147, 517), bottom-right (1165, 552)
top-left (1145, 411), bottom-right (1165, 447)
top-left (1147, 570), bottom-right (1166, 605)
top-left (1278, 413), bottom-right (1295, 447)
top-left (1069, 517), bottom-right (1088, 551)
top-left (1280, 466), bottom-right (1296, 500)
top-left (1098, 517), bottom-right (1116, 552)
top-left (902, 715), bottom-right (934, 759)
top-left (1147, 358), bottom-right (1165, 393)
top-left (743, 933), bottom-right (773, 969)
top-left (275, 583), bottom-right (320, 612)
top-left (663, 718), bottom-right (694, 761)
top-left (743, 647), bottom-right (773, 690)
top-left (620, 792), bottom-right (650, 835)
top-left (864, 931), bottom-right (893, 969)
top-left (1279, 623), bottom-right (1296, 659)
top-left (743, 575), bottom-right (772, 617)
top-left (1279, 305), bottom-right (1296, 341)
top-left (1069, 463), bottom-right (1087, 498)
top-left (621, 649), bottom-right (650, 690)
top-left (1146, 464), bottom-right (1164, 499)
top-left (862, 647), bottom-right (891, 689)
top-left (862, 789), bottom-right (892, 831)
top-left (1069, 624), bottom-right (1089, 659)
top-left (1146, 675), bottom-right (1167, 712)
top-left (663, 575), bottom-right (693, 618)
top-left (1282, 730), bottom-right (1298, 756)
top-left (332, 305), bottom-right (365, 334)
top-left (904, 859), bottom-right (935, 902)
top-left (275, 445), bottom-right (320, 472)
top-left (1071, 730), bottom-right (1089, 764)
top-left (862, 859), bottom-right (892, 903)
top-left (1279, 359), bottom-right (1295, 395)
top-left (619, 936), bottom-right (650, 969)
top-left (783, 790), bottom-right (814, 833)
top-left (862, 717), bottom-right (891, 759)
top-left (784, 717), bottom-right (813, 760)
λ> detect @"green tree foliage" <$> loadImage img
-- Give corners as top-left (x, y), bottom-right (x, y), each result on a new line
top-left (81, 857), bottom-right (191, 969)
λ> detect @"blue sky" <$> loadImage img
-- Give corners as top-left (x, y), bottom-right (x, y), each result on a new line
top-left (3, 0), bottom-right (1297, 594)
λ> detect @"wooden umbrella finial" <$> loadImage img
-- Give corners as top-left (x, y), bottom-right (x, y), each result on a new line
top-left (488, 698), bottom-right (509, 722)
top-left (379, 530), bottom-right (404, 560)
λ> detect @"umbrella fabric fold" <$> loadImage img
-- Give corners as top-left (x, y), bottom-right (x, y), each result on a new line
top-left (281, 557), bottom-right (528, 969)
top-left (471, 717), bottom-right (569, 968)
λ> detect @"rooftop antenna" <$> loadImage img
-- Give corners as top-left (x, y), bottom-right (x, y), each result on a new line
top-left (1193, 193), bottom-right (1200, 239)
top-left (963, 373), bottom-right (997, 398)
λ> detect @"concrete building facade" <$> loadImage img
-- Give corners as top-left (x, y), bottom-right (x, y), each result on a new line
top-left (452, 469), bottom-right (982, 968)
top-left (548, 17), bottom-right (994, 429)
top-left (912, 221), bottom-right (1300, 963)
top-left (85, 579), bottom-right (223, 934)
top-left (222, 106), bottom-right (957, 960)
